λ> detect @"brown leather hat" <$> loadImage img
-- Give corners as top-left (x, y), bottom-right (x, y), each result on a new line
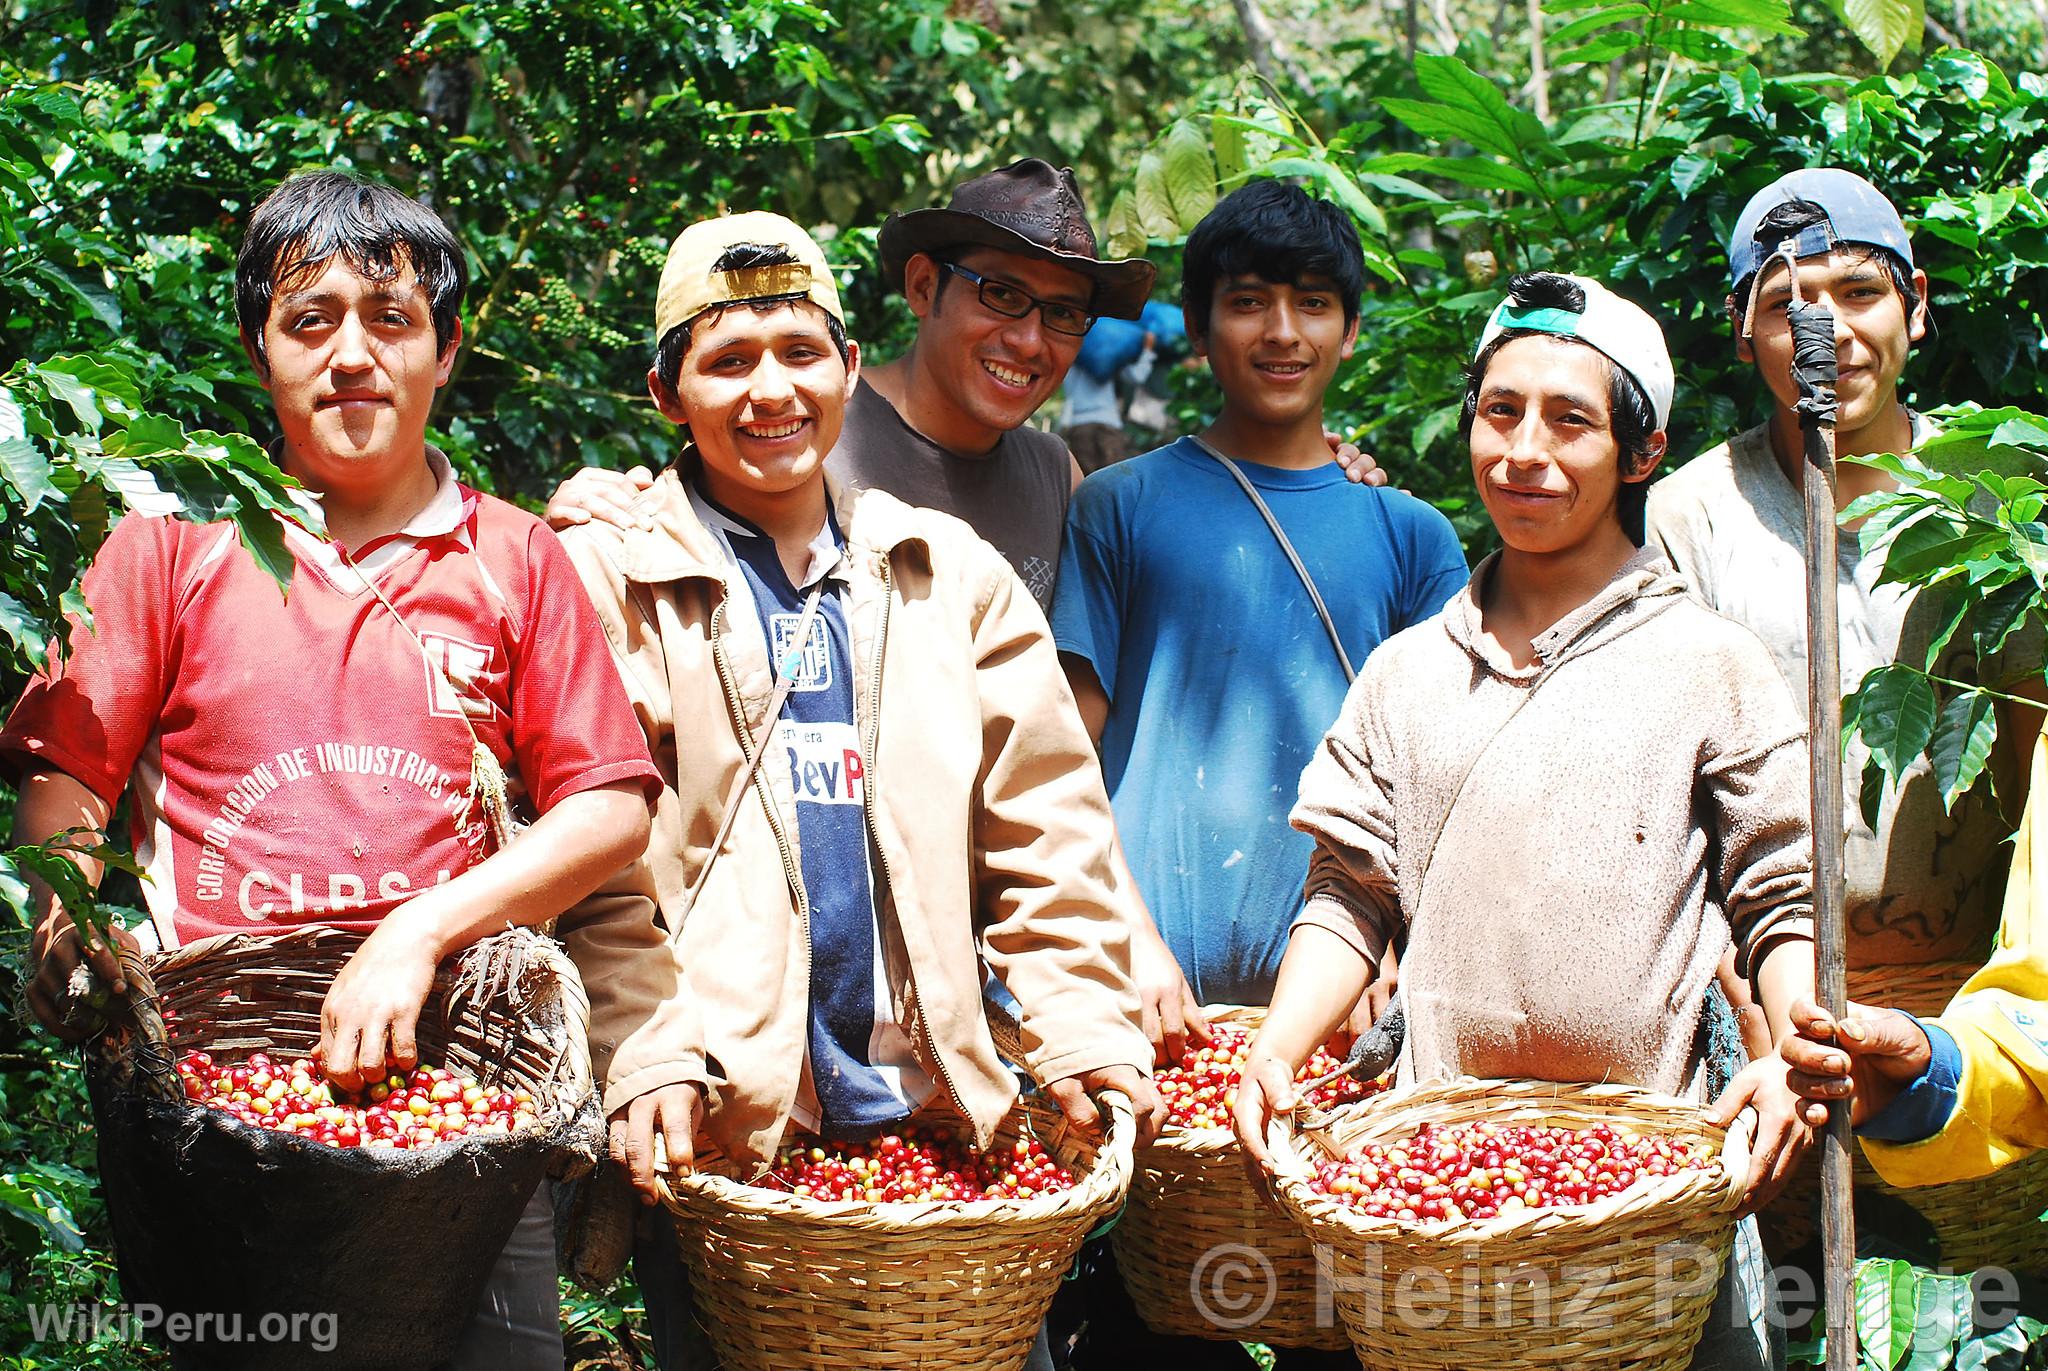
top-left (877, 158), bottom-right (1155, 320)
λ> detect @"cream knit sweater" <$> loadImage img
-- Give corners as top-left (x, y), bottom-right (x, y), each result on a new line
top-left (1290, 547), bottom-right (1816, 1097)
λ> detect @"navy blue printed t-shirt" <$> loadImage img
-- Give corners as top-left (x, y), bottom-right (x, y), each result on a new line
top-left (690, 483), bottom-right (934, 1135)
top-left (1051, 438), bottom-right (1468, 1005)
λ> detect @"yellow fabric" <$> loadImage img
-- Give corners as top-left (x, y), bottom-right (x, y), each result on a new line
top-left (1864, 727), bottom-right (2048, 1185)
top-left (652, 209), bottom-right (843, 342)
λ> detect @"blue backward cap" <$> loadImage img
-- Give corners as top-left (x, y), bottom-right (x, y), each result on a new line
top-left (1727, 168), bottom-right (1914, 286)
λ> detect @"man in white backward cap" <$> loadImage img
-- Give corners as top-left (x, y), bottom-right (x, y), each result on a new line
top-left (1236, 271), bottom-right (1815, 1371)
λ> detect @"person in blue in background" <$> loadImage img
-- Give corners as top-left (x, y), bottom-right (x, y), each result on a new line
top-left (1049, 178), bottom-right (1467, 1371)
top-left (1060, 303), bottom-right (1190, 473)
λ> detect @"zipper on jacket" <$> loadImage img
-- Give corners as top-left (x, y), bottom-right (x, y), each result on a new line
top-left (858, 554), bottom-right (973, 1132)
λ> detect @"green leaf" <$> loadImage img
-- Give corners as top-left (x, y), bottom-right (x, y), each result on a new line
top-left (1970, 579), bottom-right (2037, 659)
top-left (0, 434), bottom-right (64, 512)
top-left (1669, 152), bottom-right (1716, 198)
top-left (1861, 759), bottom-right (1889, 831)
top-left (1103, 189), bottom-right (1146, 259)
top-left (1160, 119), bottom-right (1218, 233)
top-left (1666, 0), bottom-right (1804, 35)
top-left (1855, 1255), bottom-right (1916, 1370)
top-left (1256, 157), bottom-right (1388, 236)
top-left (1212, 112), bottom-right (1249, 185)
top-left (1412, 55), bottom-right (1547, 149)
top-left (0, 1175), bottom-right (84, 1253)
top-left (1134, 148), bottom-right (1179, 240)
top-left (1545, 4), bottom-right (1652, 48)
top-left (1854, 665), bottom-right (1939, 786)
top-left (1929, 690), bottom-right (1998, 813)
top-left (1839, 0), bottom-right (1925, 69)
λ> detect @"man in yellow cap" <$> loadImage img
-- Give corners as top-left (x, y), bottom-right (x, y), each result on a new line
top-left (564, 208), bottom-right (1163, 1368)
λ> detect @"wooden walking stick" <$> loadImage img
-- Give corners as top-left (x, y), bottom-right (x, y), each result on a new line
top-left (1776, 239), bottom-right (1858, 1370)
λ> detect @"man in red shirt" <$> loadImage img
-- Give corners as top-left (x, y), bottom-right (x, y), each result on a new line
top-left (1, 171), bottom-right (690, 1368)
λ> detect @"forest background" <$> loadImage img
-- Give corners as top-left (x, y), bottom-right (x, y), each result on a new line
top-left (6, 0), bottom-right (2048, 1366)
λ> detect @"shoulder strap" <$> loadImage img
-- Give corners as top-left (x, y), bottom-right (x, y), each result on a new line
top-left (666, 583), bottom-right (825, 946)
top-left (1191, 436), bottom-right (1356, 684)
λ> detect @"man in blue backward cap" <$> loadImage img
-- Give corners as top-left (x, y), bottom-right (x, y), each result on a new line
top-left (1646, 168), bottom-right (2042, 1265)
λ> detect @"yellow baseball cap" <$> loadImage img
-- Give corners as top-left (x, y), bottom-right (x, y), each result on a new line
top-left (653, 210), bottom-right (843, 343)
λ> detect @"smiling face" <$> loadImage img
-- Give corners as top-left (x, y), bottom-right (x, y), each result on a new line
top-left (251, 255), bottom-right (457, 496)
top-left (650, 299), bottom-right (859, 511)
top-left (1469, 335), bottom-right (1660, 558)
top-left (901, 245), bottom-right (1090, 451)
top-left (1738, 247), bottom-right (1927, 440)
top-left (1193, 273), bottom-right (1358, 431)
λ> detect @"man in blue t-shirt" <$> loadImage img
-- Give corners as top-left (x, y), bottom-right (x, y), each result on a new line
top-left (1056, 180), bottom-right (1467, 1018)
top-left (1053, 181), bottom-right (1464, 1370)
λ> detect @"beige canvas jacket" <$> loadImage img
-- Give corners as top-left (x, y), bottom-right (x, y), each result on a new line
top-left (560, 468), bottom-right (1149, 1164)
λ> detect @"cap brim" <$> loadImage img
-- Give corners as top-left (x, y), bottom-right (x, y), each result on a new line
top-left (877, 208), bottom-right (1156, 320)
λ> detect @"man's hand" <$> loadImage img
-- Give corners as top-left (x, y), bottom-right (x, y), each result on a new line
top-left (27, 912), bottom-right (138, 1041)
top-left (1783, 997), bottom-right (1932, 1129)
top-left (1334, 947), bottom-right (1399, 1053)
top-left (1232, 1053), bottom-right (1299, 1171)
top-left (1327, 430), bottom-right (1388, 486)
top-left (1131, 928), bottom-right (1210, 1067)
top-left (1708, 1050), bottom-right (1817, 1217)
top-left (544, 464), bottom-right (655, 531)
top-left (1044, 1063), bottom-right (1166, 1146)
top-left (609, 1081), bottom-right (705, 1203)
top-left (316, 917), bottom-right (443, 1093)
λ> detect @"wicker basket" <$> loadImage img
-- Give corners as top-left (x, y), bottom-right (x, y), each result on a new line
top-left (86, 924), bottom-right (601, 1371)
top-left (1264, 1077), bottom-right (1747, 1371)
top-left (1760, 959), bottom-right (2048, 1274)
top-left (658, 1092), bottom-right (1136, 1371)
top-left (1112, 1005), bottom-right (1350, 1349)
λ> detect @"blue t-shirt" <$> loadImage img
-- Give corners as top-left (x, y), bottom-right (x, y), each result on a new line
top-left (1051, 437), bottom-right (1467, 1004)
top-left (694, 486), bottom-right (933, 1135)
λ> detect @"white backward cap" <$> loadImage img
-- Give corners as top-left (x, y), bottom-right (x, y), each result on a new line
top-left (1476, 274), bottom-right (1674, 429)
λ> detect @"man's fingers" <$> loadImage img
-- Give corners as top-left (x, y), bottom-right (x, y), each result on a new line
top-left (1159, 996), bottom-right (1188, 1070)
top-left (1045, 1077), bottom-right (1100, 1134)
top-left (627, 465), bottom-right (655, 489)
top-left (385, 1005), bottom-right (420, 1075)
top-left (1183, 996), bottom-right (1214, 1047)
top-left (322, 1023), bottom-right (364, 1093)
top-left (659, 1097), bottom-right (697, 1180)
top-left (1137, 993), bottom-right (1164, 1066)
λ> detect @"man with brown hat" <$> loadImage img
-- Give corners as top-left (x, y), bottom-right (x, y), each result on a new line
top-left (549, 157), bottom-right (1153, 611)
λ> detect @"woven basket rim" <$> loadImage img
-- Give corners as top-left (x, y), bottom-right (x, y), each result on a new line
top-left (1266, 1076), bottom-right (1748, 1245)
top-left (656, 1089), bottom-right (1136, 1231)
top-left (96, 923), bottom-right (594, 1158)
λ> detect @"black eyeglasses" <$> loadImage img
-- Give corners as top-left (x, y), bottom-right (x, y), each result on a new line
top-left (937, 260), bottom-right (1095, 337)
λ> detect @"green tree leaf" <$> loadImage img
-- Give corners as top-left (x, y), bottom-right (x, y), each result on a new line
top-left (1853, 665), bottom-right (1939, 786)
top-left (0, 434), bottom-right (64, 512)
top-left (1837, 0), bottom-right (1925, 69)
top-left (1134, 147), bottom-right (1179, 240)
top-left (1854, 1255), bottom-right (1916, 1370)
top-left (1928, 689), bottom-right (1997, 813)
top-left (1160, 119), bottom-right (1217, 233)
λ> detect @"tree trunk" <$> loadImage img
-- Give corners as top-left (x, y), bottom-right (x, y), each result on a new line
top-left (1527, 0), bottom-right (1550, 122)
top-left (1404, 0), bottom-right (1419, 61)
top-left (1231, 0), bottom-right (1313, 95)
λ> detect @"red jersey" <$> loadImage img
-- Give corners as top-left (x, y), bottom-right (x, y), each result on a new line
top-left (1, 457), bottom-right (659, 945)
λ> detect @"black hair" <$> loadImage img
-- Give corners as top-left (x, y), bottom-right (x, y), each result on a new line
top-left (1730, 197), bottom-right (1926, 338)
top-left (650, 242), bottom-right (851, 400)
top-left (1457, 272), bottom-right (1661, 545)
top-left (1181, 180), bottom-right (1366, 336)
top-left (236, 170), bottom-right (467, 371)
